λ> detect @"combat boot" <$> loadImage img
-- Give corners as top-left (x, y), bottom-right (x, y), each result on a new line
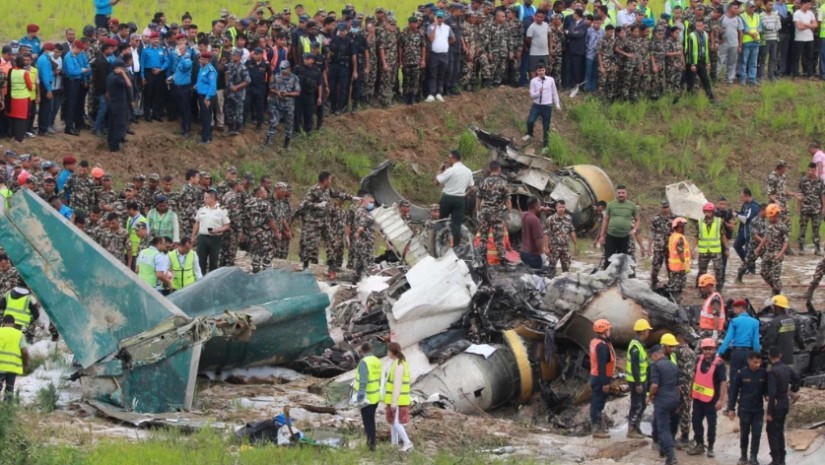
top-left (736, 268), bottom-right (746, 283)
top-left (264, 134), bottom-right (273, 146)
top-left (283, 137), bottom-right (291, 150)
top-left (687, 442), bottom-right (705, 455)
top-left (664, 447), bottom-right (678, 465)
top-left (816, 245), bottom-right (822, 256)
top-left (804, 285), bottom-right (815, 303)
top-left (591, 421), bottom-right (610, 438)
top-left (706, 443), bottom-right (715, 457)
top-left (749, 456), bottom-right (761, 465)
top-left (626, 426), bottom-right (645, 439)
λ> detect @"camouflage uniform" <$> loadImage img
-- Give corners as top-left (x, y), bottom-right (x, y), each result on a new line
top-left (597, 35), bottom-right (617, 102)
top-left (766, 171), bottom-right (791, 229)
top-left (475, 175), bottom-right (510, 263)
top-left (648, 35), bottom-right (667, 100)
top-left (649, 213), bottom-right (676, 286)
top-left (139, 186), bottom-right (160, 211)
top-left (86, 39), bottom-right (102, 118)
top-left (507, 16), bottom-right (523, 85)
top-left (363, 32), bottom-right (378, 103)
top-left (351, 206), bottom-right (376, 281)
top-left (224, 60), bottom-right (251, 130)
top-left (664, 35), bottom-right (684, 95)
top-left (619, 36), bottom-right (647, 102)
top-left (178, 183), bottom-right (203, 240)
top-left (274, 198), bottom-right (292, 259)
top-left (736, 216), bottom-right (765, 279)
top-left (326, 203), bottom-right (347, 270)
top-left (548, 26), bottom-right (565, 84)
top-left (798, 175), bottom-right (825, 251)
top-left (400, 26), bottom-right (425, 101)
top-left (674, 344), bottom-right (697, 444)
top-left (220, 189), bottom-right (245, 266)
top-left (244, 196), bottom-right (277, 273)
top-left (66, 174), bottom-right (98, 213)
top-left (667, 233), bottom-right (689, 302)
top-left (807, 256), bottom-right (825, 299)
top-left (0, 266), bottom-right (20, 296)
top-left (709, 17), bottom-right (723, 81)
top-left (463, 19), bottom-right (492, 87)
top-left (85, 220), bottom-right (103, 243)
top-left (544, 213), bottom-right (575, 274)
top-left (377, 27), bottom-right (399, 107)
top-left (298, 186), bottom-right (353, 265)
top-left (98, 227), bottom-right (129, 262)
top-left (267, 71), bottom-right (301, 139)
top-left (208, 32), bottom-right (224, 51)
top-left (489, 22), bottom-right (510, 86)
top-left (760, 220), bottom-right (789, 293)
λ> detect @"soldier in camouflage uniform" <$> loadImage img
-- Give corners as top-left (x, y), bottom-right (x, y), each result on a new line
top-left (377, 18), bottom-right (400, 107)
top-left (755, 204), bottom-right (790, 295)
top-left (548, 14), bottom-right (565, 85)
top-left (139, 174), bottom-right (161, 212)
top-left (648, 27), bottom-right (668, 100)
top-left (463, 11), bottom-right (492, 88)
top-left (544, 200), bottom-right (577, 274)
top-left (597, 25), bottom-right (618, 102)
top-left (65, 161), bottom-right (98, 213)
top-left (399, 17), bottom-right (426, 104)
top-left (0, 255), bottom-right (20, 296)
top-left (265, 60), bottom-right (301, 148)
top-left (112, 186), bottom-right (140, 220)
top-left (208, 21), bottom-right (227, 51)
top-left (736, 205), bottom-right (767, 282)
top-left (805, 253), bottom-right (825, 302)
top-left (672, 339), bottom-right (697, 448)
top-left (179, 171), bottom-right (204, 241)
top-left (797, 163), bottom-right (825, 254)
top-left (215, 167), bottom-right (239, 198)
top-left (649, 201), bottom-right (676, 288)
top-left (96, 175), bottom-right (118, 212)
top-left (667, 219), bottom-right (690, 303)
top-left (273, 183), bottom-right (293, 259)
top-left (363, 22), bottom-right (379, 104)
top-left (489, 11), bottom-right (511, 87)
top-left (245, 186), bottom-right (281, 273)
top-left (475, 162), bottom-right (511, 264)
top-left (708, 8), bottom-right (723, 82)
top-left (665, 26), bottom-right (685, 95)
top-left (224, 49), bottom-right (251, 135)
top-left (351, 194), bottom-right (376, 283)
top-left (98, 212), bottom-right (130, 261)
top-left (326, 198), bottom-right (348, 273)
top-left (298, 171), bottom-right (353, 269)
top-left (86, 29), bottom-right (107, 119)
top-left (621, 25), bottom-right (648, 102)
top-left (220, 180), bottom-right (245, 266)
top-left (506, 7), bottom-right (523, 86)
top-left (766, 160), bottom-right (794, 233)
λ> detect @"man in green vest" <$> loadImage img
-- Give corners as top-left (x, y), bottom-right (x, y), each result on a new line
top-left (168, 238), bottom-right (202, 291)
top-left (0, 177), bottom-right (12, 212)
top-left (125, 201), bottom-right (148, 272)
top-left (147, 195), bottom-right (180, 244)
top-left (0, 314), bottom-right (29, 401)
top-left (136, 236), bottom-right (172, 294)
top-left (627, 318), bottom-right (652, 438)
top-left (819, 1), bottom-right (825, 79)
top-left (695, 201), bottom-right (727, 290)
top-left (354, 341), bottom-right (382, 451)
top-left (0, 284), bottom-right (41, 343)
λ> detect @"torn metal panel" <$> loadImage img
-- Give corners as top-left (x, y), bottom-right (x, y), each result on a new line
top-left (88, 400), bottom-right (227, 430)
top-left (360, 161), bottom-right (431, 222)
top-left (370, 205), bottom-right (429, 265)
top-left (666, 182), bottom-right (709, 221)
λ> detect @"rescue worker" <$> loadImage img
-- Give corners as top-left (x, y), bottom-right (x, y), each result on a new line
top-left (762, 295), bottom-right (805, 369)
top-left (726, 351), bottom-right (767, 465)
top-left (648, 344), bottom-right (680, 465)
top-left (385, 342), bottom-right (413, 452)
top-left (0, 314), bottom-right (29, 401)
top-left (589, 318), bottom-right (616, 439)
top-left (626, 318), bottom-right (652, 438)
top-left (354, 341), bottom-right (382, 451)
top-left (697, 273), bottom-right (725, 343)
top-left (0, 284), bottom-right (41, 343)
top-left (136, 236), bottom-right (172, 294)
top-left (687, 338), bottom-right (727, 458)
top-left (666, 217), bottom-right (690, 303)
top-left (718, 299), bottom-right (761, 385)
top-left (660, 332), bottom-right (696, 450)
top-left (168, 237), bottom-right (203, 291)
top-left (765, 346), bottom-right (801, 465)
top-left (754, 203), bottom-right (789, 295)
top-left (695, 202), bottom-right (727, 291)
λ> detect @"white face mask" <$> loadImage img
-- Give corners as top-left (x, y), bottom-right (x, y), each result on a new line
top-left (47, 51), bottom-right (55, 58)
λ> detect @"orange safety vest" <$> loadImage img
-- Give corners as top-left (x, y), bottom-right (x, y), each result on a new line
top-left (699, 292), bottom-right (726, 331)
top-left (668, 232), bottom-right (690, 272)
top-left (589, 337), bottom-right (616, 378)
top-left (691, 356), bottom-right (722, 403)
top-left (473, 228), bottom-right (511, 265)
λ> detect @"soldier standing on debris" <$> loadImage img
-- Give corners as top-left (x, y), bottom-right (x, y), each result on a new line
top-left (686, 338), bottom-right (727, 458)
top-left (354, 342), bottom-right (382, 452)
top-left (726, 351), bottom-right (767, 465)
top-left (544, 200), bottom-right (577, 274)
top-left (299, 171), bottom-right (354, 271)
top-left (648, 344), bottom-right (680, 465)
top-left (765, 346), bottom-right (801, 465)
top-left (649, 201), bottom-right (676, 289)
top-left (762, 295), bottom-right (805, 369)
top-left (718, 299), bottom-right (761, 385)
top-left (475, 161), bottom-right (512, 265)
top-left (766, 160), bottom-right (795, 246)
top-left (737, 204), bottom-right (767, 282)
top-left (796, 162), bottom-right (825, 255)
top-left (804, 253), bottom-right (825, 303)
top-left (695, 202), bottom-right (727, 291)
top-left (626, 319), bottom-right (652, 439)
top-left (245, 186), bottom-right (281, 273)
top-left (0, 314), bottom-right (28, 401)
top-left (589, 319), bottom-right (615, 439)
top-left (660, 333), bottom-right (696, 451)
top-left (754, 204), bottom-right (789, 295)
top-left (697, 274), bottom-right (725, 343)
top-left (351, 194), bottom-right (376, 283)
top-left (666, 217), bottom-right (690, 303)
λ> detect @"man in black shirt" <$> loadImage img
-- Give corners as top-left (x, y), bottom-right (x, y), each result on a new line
top-left (245, 47), bottom-right (269, 129)
top-left (105, 59), bottom-right (132, 152)
top-left (766, 346), bottom-right (801, 465)
top-left (350, 19), bottom-right (368, 113)
top-left (648, 345), bottom-right (680, 465)
top-left (727, 351), bottom-right (767, 465)
top-left (293, 53), bottom-right (322, 133)
top-left (762, 295), bottom-right (806, 368)
top-left (92, 39), bottom-right (116, 135)
top-left (327, 23), bottom-right (355, 115)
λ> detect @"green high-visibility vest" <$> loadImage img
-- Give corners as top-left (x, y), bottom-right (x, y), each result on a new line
top-left (625, 339), bottom-right (649, 383)
top-left (168, 249), bottom-right (197, 290)
top-left (686, 30), bottom-right (709, 65)
top-left (0, 326), bottom-right (23, 375)
top-left (0, 188), bottom-right (12, 210)
top-left (384, 359), bottom-right (411, 406)
top-left (355, 355), bottom-right (383, 405)
top-left (697, 217), bottom-right (722, 254)
top-left (820, 6), bottom-right (825, 38)
top-left (669, 352), bottom-right (677, 364)
top-left (4, 293), bottom-right (31, 327)
top-left (136, 247), bottom-right (160, 289)
top-left (741, 12), bottom-right (761, 44)
top-left (125, 215), bottom-right (148, 257)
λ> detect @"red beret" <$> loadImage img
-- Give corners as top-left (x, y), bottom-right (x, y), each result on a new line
top-left (17, 173), bottom-right (30, 186)
top-left (110, 18), bottom-right (120, 25)
top-left (201, 51), bottom-right (212, 59)
top-left (106, 38), bottom-right (119, 47)
top-left (74, 41), bottom-right (88, 50)
top-left (63, 155), bottom-right (77, 165)
top-left (27, 24), bottom-right (40, 33)
top-left (42, 42), bottom-right (55, 51)
top-left (149, 31), bottom-right (160, 38)
top-left (732, 299), bottom-right (748, 308)
top-left (176, 34), bottom-right (186, 40)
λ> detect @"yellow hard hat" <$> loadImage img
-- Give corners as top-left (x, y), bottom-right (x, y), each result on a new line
top-left (771, 294), bottom-right (789, 309)
top-left (660, 333), bottom-right (679, 346)
top-left (633, 319), bottom-right (652, 332)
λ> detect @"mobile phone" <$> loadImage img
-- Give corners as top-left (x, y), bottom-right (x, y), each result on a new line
top-left (208, 227), bottom-right (213, 232)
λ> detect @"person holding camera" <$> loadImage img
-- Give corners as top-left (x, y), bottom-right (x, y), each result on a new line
top-left (521, 62), bottom-right (561, 151)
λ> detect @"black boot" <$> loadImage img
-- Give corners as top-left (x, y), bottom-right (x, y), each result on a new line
top-left (664, 447), bottom-right (678, 465)
top-left (264, 134), bottom-right (273, 146)
top-left (736, 268), bottom-right (746, 283)
top-left (283, 137), bottom-right (291, 150)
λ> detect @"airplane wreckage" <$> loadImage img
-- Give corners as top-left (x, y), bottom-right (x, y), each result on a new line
top-left (0, 130), bottom-right (823, 423)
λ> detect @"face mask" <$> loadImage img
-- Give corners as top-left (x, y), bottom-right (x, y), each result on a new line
top-left (47, 51), bottom-right (55, 58)
top-left (351, 27), bottom-right (360, 33)
top-left (366, 203), bottom-right (375, 211)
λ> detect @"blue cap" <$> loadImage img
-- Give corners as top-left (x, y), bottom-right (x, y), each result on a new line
top-left (155, 195), bottom-right (168, 204)
top-left (435, 9), bottom-right (445, 17)
top-left (253, 47), bottom-right (264, 54)
top-left (352, 19), bottom-right (361, 27)
top-left (649, 344), bottom-right (663, 354)
top-left (337, 22), bottom-right (347, 31)
top-left (299, 15), bottom-right (310, 22)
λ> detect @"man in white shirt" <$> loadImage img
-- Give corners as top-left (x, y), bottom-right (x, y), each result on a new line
top-left (810, 143), bottom-right (825, 182)
top-left (190, 189), bottom-right (231, 274)
top-left (436, 150), bottom-right (474, 246)
top-left (792, 0), bottom-right (817, 77)
top-left (425, 10), bottom-right (455, 102)
top-left (522, 63), bottom-right (561, 150)
top-left (526, 9), bottom-right (551, 76)
top-left (617, 0), bottom-right (638, 27)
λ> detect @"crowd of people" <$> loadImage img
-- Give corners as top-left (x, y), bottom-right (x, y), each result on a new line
top-left (0, 0), bottom-right (824, 150)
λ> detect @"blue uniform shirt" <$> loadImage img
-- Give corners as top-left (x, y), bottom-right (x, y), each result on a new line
top-left (95, 0), bottom-right (113, 15)
top-left (78, 52), bottom-right (91, 80)
top-left (63, 52), bottom-right (83, 79)
top-left (173, 55), bottom-right (193, 86)
top-left (650, 358), bottom-right (680, 405)
top-left (36, 54), bottom-right (54, 92)
top-left (196, 64), bottom-right (217, 97)
top-left (718, 312), bottom-right (761, 355)
top-left (140, 46), bottom-right (168, 78)
top-left (58, 204), bottom-right (74, 220)
top-left (20, 36), bottom-right (41, 56)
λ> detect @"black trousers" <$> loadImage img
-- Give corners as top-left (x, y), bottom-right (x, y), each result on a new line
top-left (428, 52), bottom-right (450, 96)
top-left (603, 234), bottom-right (630, 269)
top-left (739, 410), bottom-right (764, 458)
top-left (692, 399), bottom-right (718, 447)
top-left (9, 118), bottom-right (27, 142)
top-left (628, 382), bottom-right (647, 430)
top-left (447, 50), bottom-right (461, 89)
top-left (144, 71), bottom-right (165, 119)
top-left (329, 64), bottom-right (352, 113)
top-left (64, 79), bottom-right (83, 131)
top-left (686, 62), bottom-right (715, 99)
top-left (360, 403), bottom-right (378, 450)
top-left (40, 85), bottom-right (57, 131)
top-left (94, 14), bottom-right (110, 29)
top-left (792, 41), bottom-right (815, 77)
top-left (439, 194), bottom-right (466, 247)
top-left (107, 104), bottom-right (128, 151)
top-left (569, 54), bottom-right (585, 86)
top-left (352, 62), bottom-right (364, 105)
top-left (197, 234), bottom-right (222, 273)
top-left (248, 89), bottom-right (265, 125)
top-left (295, 93), bottom-right (316, 133)
top-left (1, 372), bottom-right (16, 400)
top-left (174, 85), bottom-right (192, 134)
top-left (766, 408), bottom-right (788, 464)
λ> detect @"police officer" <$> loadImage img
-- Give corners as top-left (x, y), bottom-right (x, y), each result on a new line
top-left (327, 22), bottom-right (355, 115)
top-left (762, 295), bottom-right (805, 369)
top-left (245, 47), bottom-right (270, 130)
top-left (0, 283), bottom-right (42, 343)
top-left (589, 318), bottom-right (615, 438)
top-left (293, 53), bottom-right (323, 133)
top-left (765, 346), bottom-right (801, 465)
top-left (717, 299), bottom-right (761, 385)
top-left (726, 351), bottom-right (767, 465)
top-left (648, 344), bottom-right (680, 465)
top-left (687, 338), bottom-right (727, 458)
top-left (0, 314), bottom-right (29, 401)
top-left (350, 19), bottom-right (367, 113)
top-left (626, 318), bottom-right (652, 439)
top-left (354, 341), bottom-right (382, 451)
